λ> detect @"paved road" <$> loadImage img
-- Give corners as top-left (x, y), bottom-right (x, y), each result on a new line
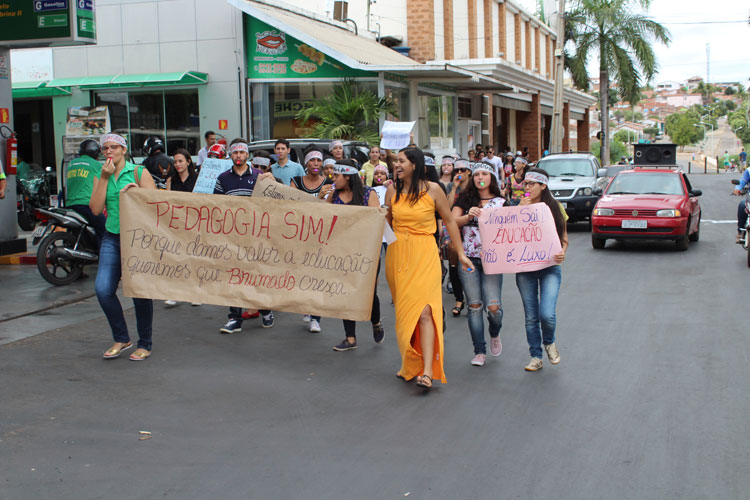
top-left (1, 168), bottom-right (748, 500)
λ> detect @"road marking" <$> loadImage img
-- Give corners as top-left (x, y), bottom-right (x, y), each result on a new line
top-left (702, 220), bottom-right (736, 224)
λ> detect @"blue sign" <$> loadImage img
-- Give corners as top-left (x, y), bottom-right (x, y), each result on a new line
top-left (33, 0), bottom-right (68, 12)
top-left (77, 0), bottom-right (93, 10)
top-left (193, 159), bottom-right (232, 194)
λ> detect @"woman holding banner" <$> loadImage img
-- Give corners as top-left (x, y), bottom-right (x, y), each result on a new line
top-left (452, 163), bottom-right (506, 367)
top-left (325, 159), bottom-right (385, 350)
top-left (89, 134), bottom-right (157, 361)
top-left (516, 168), bottom-right (568, 372)
top-left (385, 148), bottom-right (472, 391)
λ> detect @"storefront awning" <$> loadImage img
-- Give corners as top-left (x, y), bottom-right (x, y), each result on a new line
top-left (12, 80), bottom-right (71, 99)
top-left (228, 0), bottom-right (514, 93)
top-left (45, 71), bottom-right (208, 91)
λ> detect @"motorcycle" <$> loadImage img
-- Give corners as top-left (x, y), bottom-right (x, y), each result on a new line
top-left (32, 207), bottom-right (99, 286)
top-left (17, 167), bottom-right (54, 231)
top-left (731, 179), bottom-right (750, 267)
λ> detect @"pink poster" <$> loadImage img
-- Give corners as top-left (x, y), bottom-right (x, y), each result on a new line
top-left (478, 203), bottom-right (562, 274)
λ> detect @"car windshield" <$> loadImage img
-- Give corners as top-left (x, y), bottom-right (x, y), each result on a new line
top-left (606, 173), bottom-right (684, 195)
top-left (539, 159), bottom-right (593, 177)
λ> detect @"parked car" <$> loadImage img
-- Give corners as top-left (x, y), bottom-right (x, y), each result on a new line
top-left (590, 168), bottom-right (702, 251)
top-left (535, 152), bottom-right (608, 223)
top-left (247, 139), bottom-right (371, 166)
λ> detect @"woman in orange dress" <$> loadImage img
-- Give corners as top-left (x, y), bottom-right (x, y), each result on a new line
top-left (385, 147), bottom-right (473, 391)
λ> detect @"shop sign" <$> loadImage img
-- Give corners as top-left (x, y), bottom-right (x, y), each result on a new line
top-left (0, 0), bottom-right (95, 47)
top-left (66, 106), bottom-right (111, 136)
top-left (245, 16), bottom-right (373, 80)
top-left (273, 99), bottom-right (314, 118)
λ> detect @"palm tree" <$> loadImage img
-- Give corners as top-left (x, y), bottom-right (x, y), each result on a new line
top-left (296, 79), bottom-right (397, 145)
top-left (565, 0), bottom-right (670, 163)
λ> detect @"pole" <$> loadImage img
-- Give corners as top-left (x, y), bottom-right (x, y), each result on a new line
top-left (549, 0), bottom-right (566, 153)
top-left (0, 46), bottom-right (24, 254)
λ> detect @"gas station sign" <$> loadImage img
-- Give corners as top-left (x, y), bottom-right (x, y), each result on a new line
top-left (0, 0), bottom-right (96, 47)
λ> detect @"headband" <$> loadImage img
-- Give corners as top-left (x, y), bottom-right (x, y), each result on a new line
top-left (525, 171), bottom-right (549, 185)
top-left (454, 159), bottom-right (470, 170)
top-left (441, 157), bottom-right (454, 166)
top-left (323, 158), bottom-right (336, 167)
top-left (515, 157), bottom-right (528, 164)
top-left (374, 164), bottom-right (389, 175)
top-left (471, 162), bottom-right (495, 175)
top-left (333, 162), bottom-right (359, 175)
top-left (304, 150), bottom-right (323, 165)
top-left (329, 140), bottom-right (343, 152)
top-left (424, 156), bottom-right (435, 167)
top-left (100, 134), bottom-right (126, 148)
top-left (229, 143), bottom-right (248, 154)
top-left (252, 157), bottom-right (270, 167)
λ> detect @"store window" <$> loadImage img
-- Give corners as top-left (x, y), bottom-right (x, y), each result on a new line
top-left (384, 85), bottom-right (409, 122)
top-left (417, 93), bottom-right (455, 151)
top-left (95, 90), bottom-right (200, 157)
top-left (458, 97), bottom-right (472, 119)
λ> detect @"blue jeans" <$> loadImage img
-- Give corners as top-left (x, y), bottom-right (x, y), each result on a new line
top-left (459, 257), bottom-right (503, 355)
top-left (515, 265), bottom-right (561, 359)
top-left (95, 232), bottom-right (153, 350)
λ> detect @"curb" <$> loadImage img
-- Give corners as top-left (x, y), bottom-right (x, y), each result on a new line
top-left (0, 253), bottom-right (36, 265)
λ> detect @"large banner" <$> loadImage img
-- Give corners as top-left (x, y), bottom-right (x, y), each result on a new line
top-left (120, 189), bottom-right (385, 321)
top-left (478, 203), bottom-right (562, 274)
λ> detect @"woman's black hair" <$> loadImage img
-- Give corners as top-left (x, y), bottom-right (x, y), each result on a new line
top-left (528, 167), bottom-right (566, 240)
top-left (172, 148), bottom-right (197, 178)
top-left (455, 168), bottom-right (503, 211)
top-left (395, 147), bottom-right (428, 205)
top-left (336, 159), bottom-right (366, 206)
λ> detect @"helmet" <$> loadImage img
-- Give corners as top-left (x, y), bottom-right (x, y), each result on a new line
top-left (208, 143), bottom-right (227, 158)
top-left (78, 139), bottom-right (101, 159)
top-left (143, 136), bottom-right (165, 156)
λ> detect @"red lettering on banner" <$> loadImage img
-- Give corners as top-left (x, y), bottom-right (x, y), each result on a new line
top-left (168, 205), bottom-right (184, 230)
top-left (148, 201), bottom-right (170, 227)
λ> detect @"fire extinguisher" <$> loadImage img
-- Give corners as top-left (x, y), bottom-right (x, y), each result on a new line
top-left (1, 126), bottom-right (17, 175)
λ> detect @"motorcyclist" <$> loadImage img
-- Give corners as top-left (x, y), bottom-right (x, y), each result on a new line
top-left (142, 136), bottom-right (173, 186)
top-left (732, 168), bottom-right (750, 243)
top-left (66, 139), bottom-right (107, 244)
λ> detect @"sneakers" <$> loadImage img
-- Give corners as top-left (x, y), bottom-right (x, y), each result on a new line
top-left (489, 336), bottom-right (502, 357)
top-left (261, 312), bottom-right (274, 328)
top-left (471, 353), bottom-right (486, 366)
top-left (372, 322), bottom-right (385, 344)
top-left (737, 233), bottom-right (743, 244)
top-left (333, 339), bottom-right (357, 351)
top-left (220, 319), bottom-right (242, 334)
top-left (524, 358), bottom-right (543, 371)
top-left (446, 281), bottom-right (453, 294)
top-left (164, 300), bottom-right (177, 307)
top-left (309, 319), bottom-right (321, 333)
top-left (302, 314), bottom-right (311, 323)
top-left (544, 343), bottom-right (561, 364)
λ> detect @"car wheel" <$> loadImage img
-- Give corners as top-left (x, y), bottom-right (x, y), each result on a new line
top-left (675, 217), bottom-right (690, 251)
top-left (592, 235), bottom-right (606, 249)
top-left (688, 215), bottom-right (700, 242)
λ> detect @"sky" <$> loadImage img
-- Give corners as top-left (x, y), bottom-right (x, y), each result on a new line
top-left (519, 0), bottom-right (750, 87)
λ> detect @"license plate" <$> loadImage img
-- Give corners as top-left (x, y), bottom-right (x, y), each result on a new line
top-left (622, 220), bottom-right (647, 229)
top-left (32, 225), bottom-right (47, 238)
top-left (561, 202), bottom-right (567, 208)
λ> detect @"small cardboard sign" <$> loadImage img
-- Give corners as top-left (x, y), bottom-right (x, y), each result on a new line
top-left (192, 158), bottom-right (232, 194)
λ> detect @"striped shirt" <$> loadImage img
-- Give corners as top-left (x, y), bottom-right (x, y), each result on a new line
top-left (213, 167), bottom-right (259, 197)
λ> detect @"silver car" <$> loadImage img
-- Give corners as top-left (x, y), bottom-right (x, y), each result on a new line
top-left (536, 152), bottom-right (608, 223)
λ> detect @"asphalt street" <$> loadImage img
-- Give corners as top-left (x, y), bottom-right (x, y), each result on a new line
top-left (1, 166), bottom-right (748, 500)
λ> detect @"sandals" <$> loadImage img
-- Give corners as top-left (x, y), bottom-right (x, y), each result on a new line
top-left (129, 348), bottom-right (151, 361)
top-left (415, 374), bottom-right (433, 392)
top-left (451, 302), bottom-right (464, 317)
top-left (103, 342), bottom-right (133, 359)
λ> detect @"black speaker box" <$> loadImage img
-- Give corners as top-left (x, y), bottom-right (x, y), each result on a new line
top-left (633, 143), bottom-right (677, 165)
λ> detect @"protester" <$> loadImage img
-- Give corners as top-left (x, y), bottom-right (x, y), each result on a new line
top-left (385, 147), bottom-right (472, 391)
top-left (89, 134), bottom-right (157, 361)
top-left (452, 163), bottom-right (505, 366)
top-left (329, 140), bottom-right (345, 162)
top-left (506, 157), bottom-right (529, 206)
top-left (439, 156), bottom-right (454, 185)
top-left (372, 164), bottom-right (389, 205)
top-left (484, 146), bottom-right (504, 179)
top-left (516, 168), bottom-right (568, 371)
top-left (251, 149), bottom-right (273, 174)
top-left (361, 145), bottom-right (386, 186)
top-left (271, 139), bottom-right (305, 185)
top-left (468, 149), bottom-right (476, 161)
top-left (290, 147), bottom-right (334, 333)
top-left (503, 153), bottom-right (515, 179)
top-left (207, 142), bottom-right (227, 160)
top-left (65, 139), bottom-right (107, 244)
top-left (197, 131), bottom-right (217, 167)
top-left (444, 159), bottom-right (471, 316)
top-left (215, 140), bottom-right (275, 332)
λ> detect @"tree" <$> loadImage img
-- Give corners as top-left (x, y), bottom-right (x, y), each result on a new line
top-left (296, 79), bottom-right (396, 145)
top-left (664, 112), bottom-right (702, 149)
top-left (565, 0), bottom-right (670, 166)
top-left (725, 86), bottom-right (736, 95)
top-left (613, 130), bottom-right (632, 143)
top-left (643, 126), bottom-right (659, 137)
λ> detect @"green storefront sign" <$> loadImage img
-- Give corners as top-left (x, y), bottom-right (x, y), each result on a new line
top-left (245, 16), bottom-right (372, 79)
top-left (0, 0), bottom-right (96, 46)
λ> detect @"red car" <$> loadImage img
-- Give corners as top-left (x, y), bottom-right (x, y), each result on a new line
top-left (591, 168), bottom-right (702, 250)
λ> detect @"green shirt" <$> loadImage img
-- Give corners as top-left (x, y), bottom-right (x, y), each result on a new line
top-left (66, 156), bottom-right (101, 206)
top-left (95, 161), bottom-right (144, 234)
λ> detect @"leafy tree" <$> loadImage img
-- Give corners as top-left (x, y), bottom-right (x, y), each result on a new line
top-left (665, 112), bottom-right (702, 149)
top-left (643, 126), bottom-right (659, 137)
top-left (296, 79), bottom-right (397, 144)
top-left (591, 139), bottom-right (628, 164)
top-left (725, 86), bottom-right (736, 95)
top-left (613, 130), bottom-right (633, 143)
top-left (565, 0), bottom-right (670, 165)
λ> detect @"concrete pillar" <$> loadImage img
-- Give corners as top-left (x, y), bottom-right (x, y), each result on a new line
top-left (578, 107), bottom-right (591, 152)
top-left (562, 102), bottom-right (570, 152)
top-left (409, 80), bottom-right (420, 145)
top-left (0, 46), bottom-right (24, 254)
